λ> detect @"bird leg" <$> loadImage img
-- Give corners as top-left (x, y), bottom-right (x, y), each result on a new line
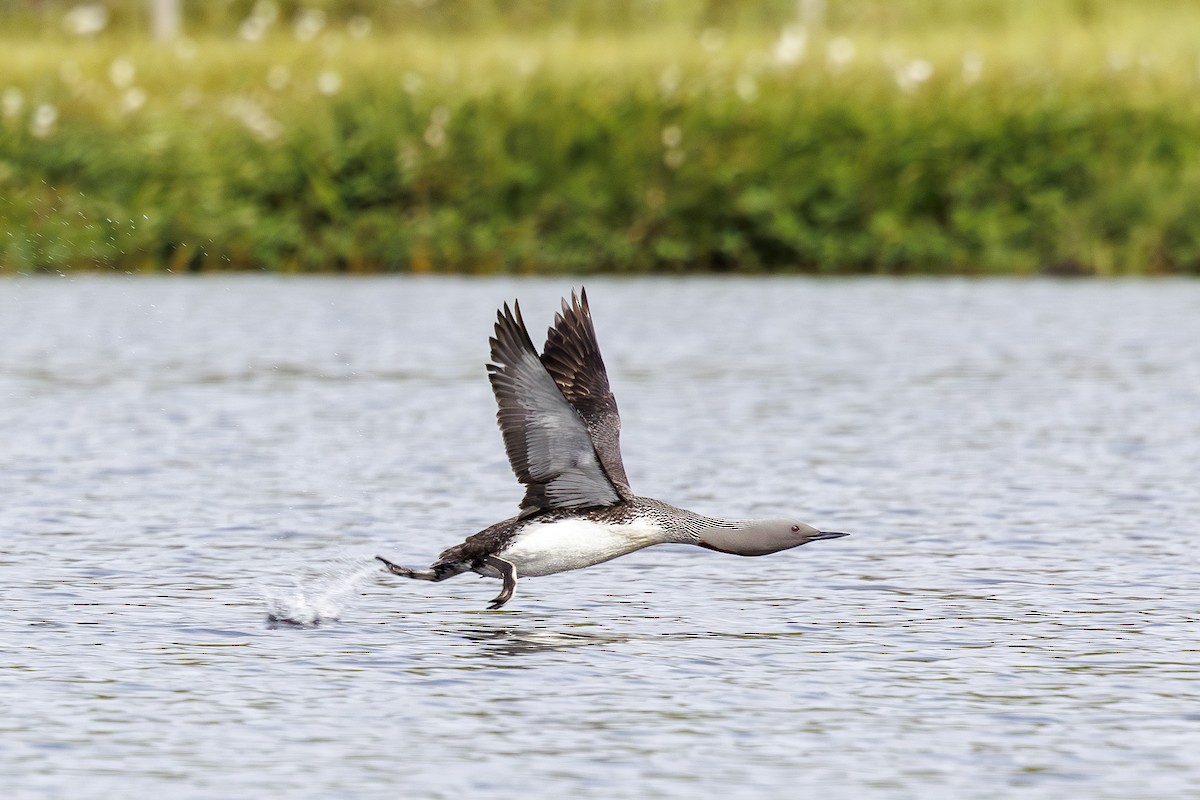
top-left (376, 554), bottom-right (516, 610)
top-left (482, 556), bottom-right (517, 610)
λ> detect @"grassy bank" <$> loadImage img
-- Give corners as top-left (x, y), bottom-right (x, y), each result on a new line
top-left (4, 4), bottom-right (1200, 274)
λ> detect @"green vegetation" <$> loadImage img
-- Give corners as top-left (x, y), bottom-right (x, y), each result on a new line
top-left (3, 1), bottom-right (1200, 274)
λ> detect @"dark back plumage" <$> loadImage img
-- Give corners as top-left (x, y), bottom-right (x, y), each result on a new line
top-left (487, 290), bottom-right (632, 518)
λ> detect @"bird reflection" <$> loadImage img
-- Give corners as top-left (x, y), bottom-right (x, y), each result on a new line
top-left (459, 625), bottom-right (629, 657)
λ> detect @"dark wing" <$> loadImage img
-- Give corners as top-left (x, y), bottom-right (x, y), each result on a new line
top-left (488, 300), bottom-right (622, 518)
top-left (539, 289), bottom-right (633, 498)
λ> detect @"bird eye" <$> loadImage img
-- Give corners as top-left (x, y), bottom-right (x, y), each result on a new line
top-left (791, 525), bottom-right (800, 532)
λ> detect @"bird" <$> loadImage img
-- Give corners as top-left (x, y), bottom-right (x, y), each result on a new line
top-left (376, 289), bottom-right (848, 609)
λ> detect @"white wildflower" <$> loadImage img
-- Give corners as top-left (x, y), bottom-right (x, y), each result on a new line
top-left (295, 8), bottom-right (326, 42)
top-left (31, 103), bottom-right (58, 139)
top-left (239, 17), bottom-right (266, 42)
top-left (2, 87), bottom-right (23, 119)
top-left (774, 25), bottom-right (807, 67)
top-left (736, 73), bottom-right (758, 101)
top-left (962, 51), bottom-right (983, 83)
top-left (316, 70), bottom-right (342, 95)
top-left (895, 59), bottom-right (934, 93)
top-left (423, 124), bottom-right (445, 149)
top-left (826, 37), bottom-right (856, 71)
top-left (223, 96), bottom-right (282, 142)
top-left (659, 64), bottom-right (681, 97)
top-left (700, 28), bottom-right (726, 54)
top-left (424, 106), bottom-right (450, 149)
top-left (348, 16), bottom-right (372, 38)
top-left (253, 0), bottom-right (279, 23)
top-left (109, 58), bottom-right (135, 88)
top-left (63, 4), bottom-right (108, 37)
top-left (174, 38), bottom-right (198, 60)
top-left (907, 59), bottom-right (933, 83)
top-left (121, 87), bottom-right (147, 113)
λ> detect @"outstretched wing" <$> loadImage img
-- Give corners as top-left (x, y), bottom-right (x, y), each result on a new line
top-left (488, 300), bottom-right (621, 517)
top-left (539, 289), bottom-right (633, 498)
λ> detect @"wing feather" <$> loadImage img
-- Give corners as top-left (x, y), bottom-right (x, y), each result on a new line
top-left (488, 300), bottom-right (621, 517)
top-left (540, 289), bottom-right (633, 497)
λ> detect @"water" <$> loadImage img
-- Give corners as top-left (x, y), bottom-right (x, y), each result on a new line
top-left (2, 276), bottom-right (1198, 798)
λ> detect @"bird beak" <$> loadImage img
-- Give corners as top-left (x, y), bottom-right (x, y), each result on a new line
top-left (810, 531), bottom-right (850, 541)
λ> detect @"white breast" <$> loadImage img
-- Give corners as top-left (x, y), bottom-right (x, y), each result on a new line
top-left (498, 517), bottom-right (667, 577)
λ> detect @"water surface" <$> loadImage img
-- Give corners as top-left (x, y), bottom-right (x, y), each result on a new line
top-left (2, 277), bottom-right (1198, 798)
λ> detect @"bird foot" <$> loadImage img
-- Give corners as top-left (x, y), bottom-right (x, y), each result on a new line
top-left (482, 555), bottom-right (517, 610)
top-left (375, 555), bottom-right (411, 576)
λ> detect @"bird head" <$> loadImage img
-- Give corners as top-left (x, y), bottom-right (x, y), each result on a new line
top-left (698, 519), bottom-right (849, 556)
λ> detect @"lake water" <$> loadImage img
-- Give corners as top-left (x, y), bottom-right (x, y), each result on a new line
top-left (2, 276), bottom-right (1198, 798)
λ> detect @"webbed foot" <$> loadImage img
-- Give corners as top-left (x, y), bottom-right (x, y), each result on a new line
top-left (376, 556), bottom-right (468, 584)
top-left (375, 555), bottom-right (445, 581)
top-left (375, 555), bottom-right (412, 577)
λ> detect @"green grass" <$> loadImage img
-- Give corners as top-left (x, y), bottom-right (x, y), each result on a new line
top-left (4, 2), bottom-right (1200, 273)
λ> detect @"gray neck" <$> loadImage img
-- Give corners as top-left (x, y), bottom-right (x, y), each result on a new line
top-left (687, 515), bottom-right (757, 546)
top-left (634, 498), bottom-right (748, 545)
top-left (633, 498), bottom-right (825, 557)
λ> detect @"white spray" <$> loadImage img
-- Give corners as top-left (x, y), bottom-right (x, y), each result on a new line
top-left (263, 554), bottom-right (379, 627)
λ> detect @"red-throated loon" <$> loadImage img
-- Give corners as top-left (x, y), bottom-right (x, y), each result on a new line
top-left (376, 290), bottom-right (848, 609)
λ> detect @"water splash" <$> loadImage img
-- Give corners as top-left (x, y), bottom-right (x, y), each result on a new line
top-left (263, 555), bottom-right (379, 628)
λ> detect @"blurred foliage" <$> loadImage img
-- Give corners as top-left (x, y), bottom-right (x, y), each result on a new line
top-left (3, 0), bottom-right (804, 35)
top-left (2, 0), bottom-right (1197, 37)
top-left (3, 1), bottom-right (1200, 273)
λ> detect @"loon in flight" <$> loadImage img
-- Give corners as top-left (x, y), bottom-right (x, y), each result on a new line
top-left (376, 290), bottom-right (848, 609)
